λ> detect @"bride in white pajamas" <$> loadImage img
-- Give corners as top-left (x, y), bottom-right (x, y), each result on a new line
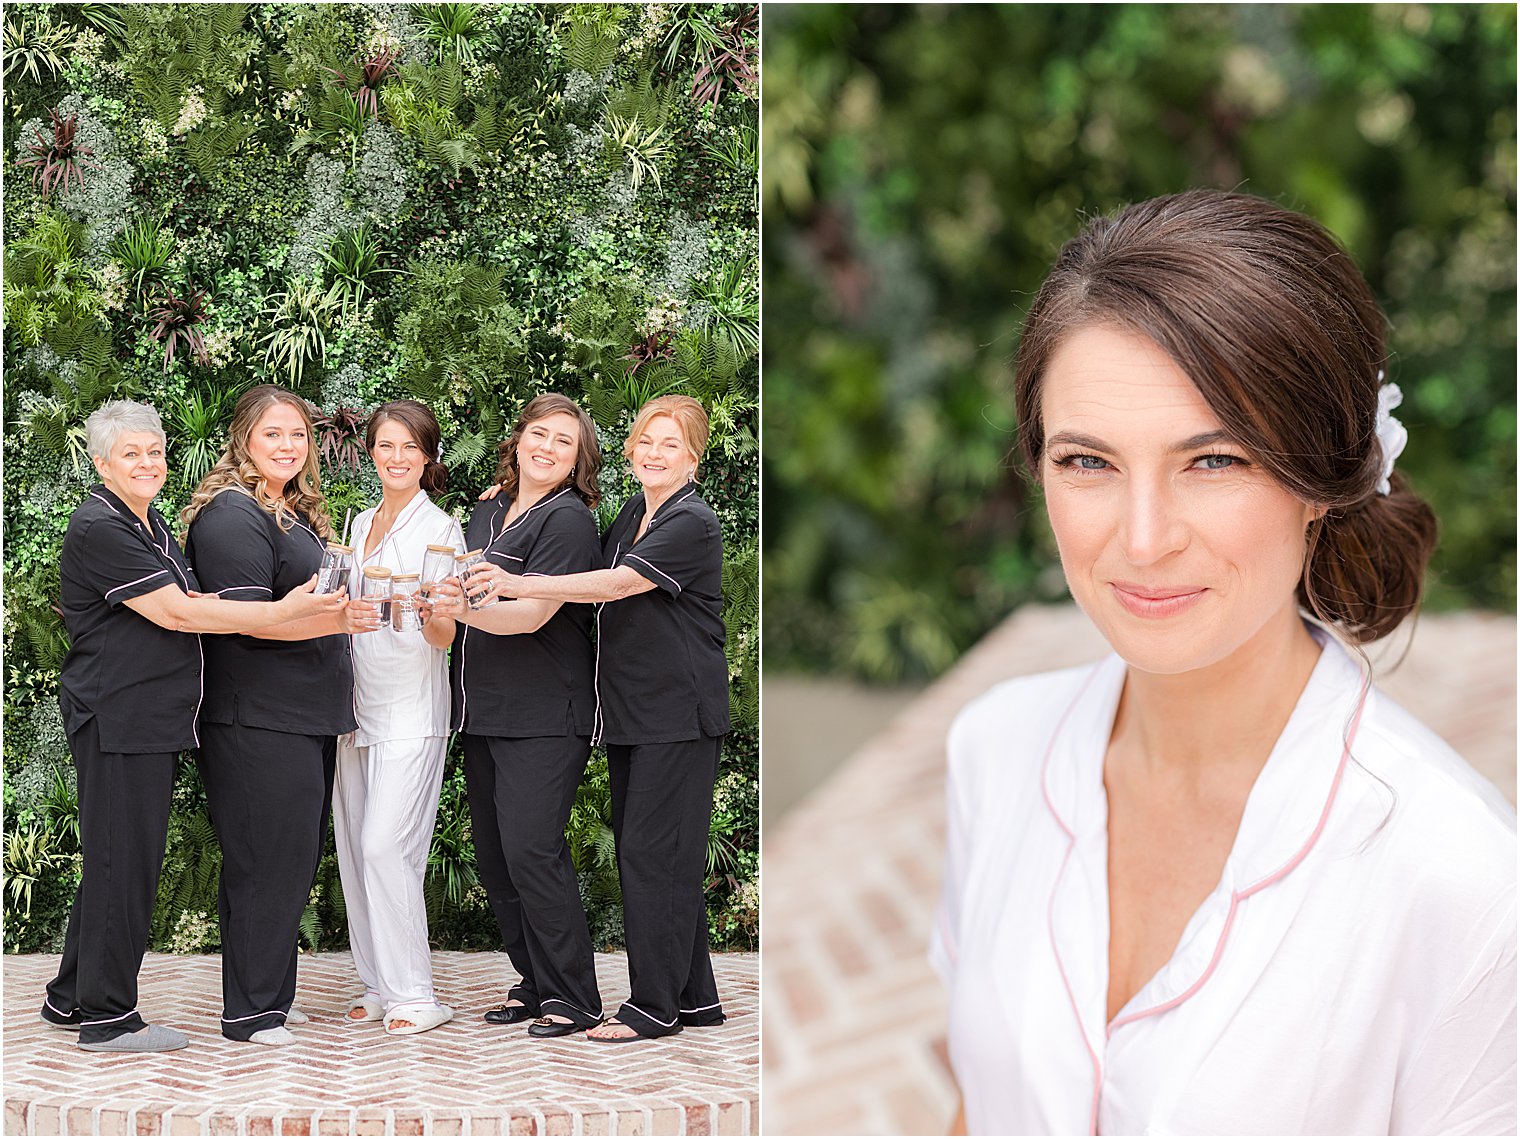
top-left (933, 191), bottom-right (1515, 1135)
top-left (334, 400), bottom-right (464, 1037)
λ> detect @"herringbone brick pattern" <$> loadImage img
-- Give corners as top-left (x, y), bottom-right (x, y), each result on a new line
top-left (4, 950), bottom-right (757, 1135)
top-left (761, 605), bottom-right (1516, 1134)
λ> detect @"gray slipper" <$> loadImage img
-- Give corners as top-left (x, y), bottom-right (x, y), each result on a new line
top-left (77, 1024), bottom-right (188, 1053)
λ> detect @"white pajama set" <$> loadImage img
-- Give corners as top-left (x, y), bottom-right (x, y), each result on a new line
top-left (932, 631), bottom-right (1516, 1135)
top-left (334, 489), bottom-right (464, 1019)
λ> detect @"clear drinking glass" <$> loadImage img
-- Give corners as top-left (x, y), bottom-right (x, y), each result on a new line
top-left (360, 566), bottom-right (393, 626)
top-left (391, 572), bottom-right (422, 632)
top-left (455, 549), bottom-right (496, 610)
top-left (420, 544), bottom-right (456, 600)
top-left (316, 543), bottom-right (353, 594)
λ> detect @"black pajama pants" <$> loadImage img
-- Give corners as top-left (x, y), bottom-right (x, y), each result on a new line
top-left (44, 719), bottom-right (177, 1044)
top-left (463, 732), bottom-right (603, 1027)
top-left (195, 723), bottom-right (334, 1041)
top-left (607, 735), bottom-right (726, 1037)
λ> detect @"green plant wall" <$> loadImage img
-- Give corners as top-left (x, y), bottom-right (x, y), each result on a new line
top-left (3, 2), bottom-right (758, 955)
top-left (763, 3), bottom-right (1516, 682)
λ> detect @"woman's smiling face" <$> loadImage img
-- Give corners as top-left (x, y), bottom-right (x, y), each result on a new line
top-left (1039, 323), bottom-right (1320, 677)
top-left (246, 401), bottom-right (310, 494)
top-left (515, 410), bottom-right (581, 494)
top-left (371, 417), bottom-right (426, 495)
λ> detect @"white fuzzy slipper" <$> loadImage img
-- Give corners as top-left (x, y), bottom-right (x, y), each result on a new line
top-left (385, 1004), bottom-right (454, 1036)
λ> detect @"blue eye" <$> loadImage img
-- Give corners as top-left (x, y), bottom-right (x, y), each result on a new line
top-left (1196, 454), bottom-right (1242, 470)
top-left (1075, 455), bottom-right (1108, 470)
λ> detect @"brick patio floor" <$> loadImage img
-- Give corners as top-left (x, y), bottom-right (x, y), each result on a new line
top-left (4, 950), bottom-right (757, 1136)
top-left (760, 604), bottom-right (1516, 1135)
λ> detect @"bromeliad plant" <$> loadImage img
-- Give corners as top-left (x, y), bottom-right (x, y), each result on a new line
top-left (325, 45), bottom-right (401, 120)
top-left (690, 6), bottom-right (758, 106)
top-left (146, 286), bottom-right (212, 373)
top-left (693, 258), bottom-right (759, 360)
top-left (312, 406), bottom-right (368, 473)
top-left (169, 382), bottom-right (247, 485)
top-left (20, 109), bottom-right (101, 198)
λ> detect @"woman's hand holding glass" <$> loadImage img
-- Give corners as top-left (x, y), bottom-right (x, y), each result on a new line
top-left (275, 575), bottom-right (350, 621)
top-left (339, 593), bottom-right (384, 634)
top-left (462, 561), bottom-right (521, 604)
top-left (427, 575), bottom-right (469, 620)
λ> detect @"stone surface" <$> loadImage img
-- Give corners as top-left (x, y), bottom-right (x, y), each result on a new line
top-left (760, 604), bottom-right (1516, 1134)
top-left (5, 950), bottom-right (757, 1136)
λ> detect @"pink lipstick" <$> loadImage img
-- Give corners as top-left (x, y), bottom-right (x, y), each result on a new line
top-left (1110, 582), bottom-right (1207, 619)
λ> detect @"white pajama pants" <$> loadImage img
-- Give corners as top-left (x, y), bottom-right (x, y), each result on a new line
top-left (333, 735), bottom-right (448, 1017)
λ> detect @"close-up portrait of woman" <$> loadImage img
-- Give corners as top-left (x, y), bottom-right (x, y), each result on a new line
top-left (762, 5), bottom-right (1514, 1136)
top-left (933, 189), bottom-right (1515, 1135)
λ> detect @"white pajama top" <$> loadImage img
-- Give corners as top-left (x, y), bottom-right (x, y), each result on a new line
top-left (931, 632), bottom-right (1516, 1136)
top-left (346, 489), bottom-right (464, 747)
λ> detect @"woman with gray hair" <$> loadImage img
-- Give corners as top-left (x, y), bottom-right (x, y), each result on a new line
top-left (38, 400), bottom-right (343, 1053)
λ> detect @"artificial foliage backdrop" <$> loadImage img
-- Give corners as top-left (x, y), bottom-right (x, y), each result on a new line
top-left (764, 3), bottom-right (1516, 682)
top-left (3, 1), bottom-right (758, 956)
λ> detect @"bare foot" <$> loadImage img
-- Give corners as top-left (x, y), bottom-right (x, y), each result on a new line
top-left (388, 1018), bottom-right (413, 1031)
top-left (586, 1018), bottom-right (640, 1041)
top-left (347, 1007), bottom-right (370, 1020)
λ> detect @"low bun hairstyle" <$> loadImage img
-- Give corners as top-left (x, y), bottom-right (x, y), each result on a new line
top-left (1014, 189), bottom-right (1437, 644)
top-left (365, 400), bottom-right (449, 496)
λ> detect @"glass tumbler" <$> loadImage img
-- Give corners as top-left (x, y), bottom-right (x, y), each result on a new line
top-left (360, 566), bottom-right (393, 626)
top-left (420, 544), bottom-right (457, 601)
top-left (456, 549), bottom-right (496, 610)
top-left (316, 543), bottom-right (353, 594)
top-left (391, 572), bottom-right (422, 632)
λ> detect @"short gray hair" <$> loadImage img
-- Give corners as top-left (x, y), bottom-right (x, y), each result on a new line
top-left (86, 400), bottom-right (166, 461)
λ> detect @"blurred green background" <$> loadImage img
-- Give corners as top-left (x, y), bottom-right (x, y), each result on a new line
top-left (762, 3), bottom-right (1517, 685)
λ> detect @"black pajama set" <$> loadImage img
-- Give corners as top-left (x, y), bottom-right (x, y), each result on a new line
top-left (184, 490), bottom-right (356, 1041)
top-left (596, 485), bottom-right (731, 1038)
top-left (42, 486), bottom-right (202, 1043)
top-left (453, 487), bottom-right (604, 1028)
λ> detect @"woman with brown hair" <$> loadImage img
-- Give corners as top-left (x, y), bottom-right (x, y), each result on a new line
top-left (464, 394), bottom-right (730, 1042)
top-left (931, 190), bottom-right (1515, 1134)
top-left (183, 384), bottom-right (382, 1046)
top-left (429, 393), bottom-right (607, 1037)
top-left (333, 401), bottom-right (464, 1037)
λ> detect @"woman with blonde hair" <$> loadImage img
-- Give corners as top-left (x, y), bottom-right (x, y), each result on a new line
top-left (463, 394), bottom-right (730, 1042)
top-left (183, 384), bottom-right (382, 1046)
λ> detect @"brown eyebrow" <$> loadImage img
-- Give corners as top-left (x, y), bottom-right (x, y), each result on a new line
top-left (1045, 428), bottom-right (1235, 454)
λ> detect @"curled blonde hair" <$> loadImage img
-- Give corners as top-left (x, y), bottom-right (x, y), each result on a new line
top-left (180, 385), bottom-right (334, 539)
top-left (623, 395), bottom-right (709, 468)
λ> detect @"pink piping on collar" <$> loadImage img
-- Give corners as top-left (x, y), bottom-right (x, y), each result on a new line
top-left (1037, 658), bottom-right (1372, 1135)
top-left (1104, 667), bottom-right (1371, 1037)
top-left (1038, 665), bottom-right (1106, 1137)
